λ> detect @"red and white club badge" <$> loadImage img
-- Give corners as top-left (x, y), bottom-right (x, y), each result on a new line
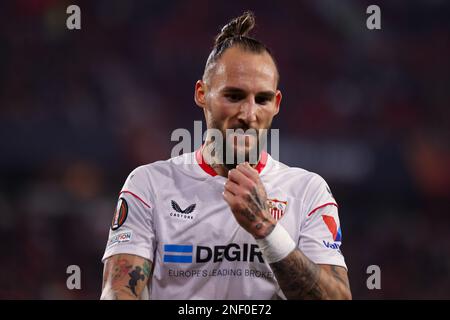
top-left (267, 198), bottom-right (288, 221)
top-left (111, 198), bottom-right (128, 230)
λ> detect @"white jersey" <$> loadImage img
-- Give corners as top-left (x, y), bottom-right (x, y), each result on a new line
top-left (102, 149), bottom-right (347, 300)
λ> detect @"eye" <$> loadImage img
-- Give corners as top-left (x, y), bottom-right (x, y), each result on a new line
top-left (255, 96), bottom-right (270, 105)
top-left (225, 93), bottom-right (243, 102)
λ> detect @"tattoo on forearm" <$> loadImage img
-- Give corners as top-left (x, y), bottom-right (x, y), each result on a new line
top-left (271, 249), bottom-right (324, 299)
top-left (270, 249), bottom-right (351, 300)
top-left (330, 265), bottom-right (350, 289)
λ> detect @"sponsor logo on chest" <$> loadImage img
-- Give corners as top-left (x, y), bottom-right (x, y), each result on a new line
top-left (169, 200), bottom-right (197, 220)
top-left (162, 243), bottom-right (265, 264)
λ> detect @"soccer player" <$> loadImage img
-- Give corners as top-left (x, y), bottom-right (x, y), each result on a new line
top-left (100, 11), bottom-right (351, 300)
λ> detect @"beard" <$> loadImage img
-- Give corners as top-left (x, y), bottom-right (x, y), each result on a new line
top-left (223, 130), bottom-right (261, 170)
top-left (207, 121), bottom-right (269, 170)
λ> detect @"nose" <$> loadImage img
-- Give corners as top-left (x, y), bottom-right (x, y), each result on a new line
top-left (238, 97), bottom-right (257, 123)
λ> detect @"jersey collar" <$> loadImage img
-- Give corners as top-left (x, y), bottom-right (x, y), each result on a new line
top-left (195, 146), bottom-right (269, 177)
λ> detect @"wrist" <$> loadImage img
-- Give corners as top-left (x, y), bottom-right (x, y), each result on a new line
top-left (252, 220), bottom-right (276, 240)
top-left (255, 223), bottom-right (296, 264)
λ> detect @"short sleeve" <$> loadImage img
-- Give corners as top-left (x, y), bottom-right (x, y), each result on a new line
top-left (101, 166), bottom-right (156, 263)
top-left (298, 175), bottom-right (347, 269)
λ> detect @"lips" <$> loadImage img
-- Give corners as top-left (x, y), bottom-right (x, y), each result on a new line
top-left (228, 132), bottom-right (257, 148)
top-left (227, 127), bottom-right (258, 139)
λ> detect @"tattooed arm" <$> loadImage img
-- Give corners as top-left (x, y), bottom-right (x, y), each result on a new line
top-left (223, 163), bottom-right (351, 300)
top-left (101, 254), bottom-right (152, 300)
top-left (270, 250), bottom-right (351, 299)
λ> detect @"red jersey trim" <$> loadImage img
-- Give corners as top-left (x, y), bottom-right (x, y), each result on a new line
top-left (195, 147), bottom-right (218, 177)
top-left (195, 146), bottom-right (268, 177)
top-left (307, 202), bottom-right (338, 217)
top-left (119, 190), bottom-right (151, 209)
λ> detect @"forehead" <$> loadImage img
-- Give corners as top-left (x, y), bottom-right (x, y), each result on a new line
top-left (209, 47), bottom-right (278, 91)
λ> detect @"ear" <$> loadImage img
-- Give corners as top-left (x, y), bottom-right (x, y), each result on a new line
top-left (273, 89), bottom-right (282, 116)
top-left (194, 80), bottom-right (207, 109)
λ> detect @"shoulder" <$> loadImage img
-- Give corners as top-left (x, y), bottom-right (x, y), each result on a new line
top-left (266, 156), bottom-right (336, 215)
top-left (127, 152), bottom-right (194, 181)
top-left (121, 152), bottom-right (195, 203)
top-left (267, 156), bottom-right (331, 194)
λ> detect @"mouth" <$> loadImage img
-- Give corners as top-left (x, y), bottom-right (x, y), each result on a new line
top-left (218, 128), bottom-right (262, 168)
top-left (227, 130), bottom-right (258, 149)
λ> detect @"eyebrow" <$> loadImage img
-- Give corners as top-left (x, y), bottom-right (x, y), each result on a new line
top-left (221, 87), bottom-right (276, 99)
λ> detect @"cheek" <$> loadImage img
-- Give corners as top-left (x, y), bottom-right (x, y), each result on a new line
top-left (208, 96), bottom-right (236, 121)
top-left (256, 106), bottom-right (276, 126)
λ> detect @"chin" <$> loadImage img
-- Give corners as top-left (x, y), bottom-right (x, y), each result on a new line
top-left (224, 143), bottom-right (260, 168)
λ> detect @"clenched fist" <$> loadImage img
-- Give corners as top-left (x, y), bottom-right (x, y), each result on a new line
top-left (223, 162), bottom-right (276, 239)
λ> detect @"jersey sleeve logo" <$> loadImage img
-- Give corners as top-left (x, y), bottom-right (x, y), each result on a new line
top-left (111, 198), bottom-right (128, 230)
top-left (171, 200), bottom-right (196, 214)
top-left (322, 215), bottom-right (342, 242)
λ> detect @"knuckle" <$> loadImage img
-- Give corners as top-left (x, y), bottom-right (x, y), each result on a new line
top-left (237, 202), bottom-right (246, 211)
top-left (245, 181), bottom-right (255, 191)
top-left (243, 190), bottom-right (252, 200)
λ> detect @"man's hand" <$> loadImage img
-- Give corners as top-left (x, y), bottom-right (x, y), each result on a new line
top-left (223, 162), bottom-right (276, 239)
top-left (223, 162), bottom-right (352, 300)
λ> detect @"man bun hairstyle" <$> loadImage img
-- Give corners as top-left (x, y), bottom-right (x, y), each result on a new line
top-left (203, 11), bottom-right (279, 84)
top-left (214, 11), bottom-right (256, 46)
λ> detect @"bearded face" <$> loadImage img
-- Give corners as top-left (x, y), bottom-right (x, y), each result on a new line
top-left (196, 47), bottom-right (281, 169)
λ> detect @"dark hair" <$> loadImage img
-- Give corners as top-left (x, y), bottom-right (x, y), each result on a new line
top-left (203, 11), bottom-right (279, 84)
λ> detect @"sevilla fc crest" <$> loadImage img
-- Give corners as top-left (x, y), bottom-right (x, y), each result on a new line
top-left (267, 198), bottom-right (288, 221)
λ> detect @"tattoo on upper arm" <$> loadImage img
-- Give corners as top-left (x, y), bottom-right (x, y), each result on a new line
top-left (143, 260), bottom-right (151, 278)
top-left (103, 256), bottom-right (151, 299)
top-left (112, 258), bottom-right (133, 281)
top-left (126, 260), bottom-right (151, 297)
top-left (126, 266), bottom-right (145, 296)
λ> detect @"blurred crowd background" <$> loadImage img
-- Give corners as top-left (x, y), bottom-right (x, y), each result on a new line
top-left (0, 0), bottom-right (449, 299)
